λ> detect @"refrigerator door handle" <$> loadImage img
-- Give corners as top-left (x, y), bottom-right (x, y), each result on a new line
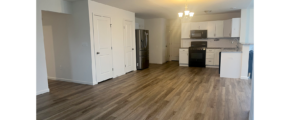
top-left (145, 32), bottom-right (148, 48)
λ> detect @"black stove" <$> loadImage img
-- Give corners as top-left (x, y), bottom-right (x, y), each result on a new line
top-left (188, 42), bottom-right (207, 67)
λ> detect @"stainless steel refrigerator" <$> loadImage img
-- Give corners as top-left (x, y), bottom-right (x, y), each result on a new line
top-left (135, 29), bottom-right (149, 70)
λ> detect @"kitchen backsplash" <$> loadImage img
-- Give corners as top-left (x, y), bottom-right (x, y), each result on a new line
top-left (181, 38), bottom-right (239, 48)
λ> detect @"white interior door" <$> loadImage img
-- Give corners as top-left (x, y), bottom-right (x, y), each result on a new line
top-left (93, 15), bottom-right (113, 82)
top-left (123, 20), bottom-right (134, 73)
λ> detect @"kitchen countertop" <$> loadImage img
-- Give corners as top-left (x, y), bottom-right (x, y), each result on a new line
top-left (180, 47), bottom-right (189, 49)
top-left (180, 47), bottom-right (241, 51)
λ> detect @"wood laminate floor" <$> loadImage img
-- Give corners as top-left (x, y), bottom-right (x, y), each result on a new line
top-left (37, 61), bottom-right (251, 120)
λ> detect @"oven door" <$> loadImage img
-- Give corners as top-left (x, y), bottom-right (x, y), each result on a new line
top-left (188, 49), bottom-right (206, 67)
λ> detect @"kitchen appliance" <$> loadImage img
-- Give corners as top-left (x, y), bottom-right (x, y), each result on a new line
top-left (189, 41), bottom-right (207, 67)
top-left (135, 29), bottom-right (149, 70)
top-left (190, 30), bottom-right (207, 39)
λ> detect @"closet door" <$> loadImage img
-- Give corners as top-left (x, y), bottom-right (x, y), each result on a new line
top-left (123, 20), bottom-right (134, 73)
top-left (93, 15), bottom-right (113, 82)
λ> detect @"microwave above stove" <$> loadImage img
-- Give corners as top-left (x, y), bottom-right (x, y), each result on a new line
top-left (190, 30), bottom-right (207, 39)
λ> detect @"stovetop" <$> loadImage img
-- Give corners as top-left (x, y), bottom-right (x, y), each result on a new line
top-left (189, 47), bottom-right (206, 50)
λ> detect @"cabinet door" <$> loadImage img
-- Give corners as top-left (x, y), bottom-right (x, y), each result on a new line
top-left (214, 49), bottom-right (221, 65)
top-left (199, 22), bottom-right (208, 30)
top-left (231, 18), bottom-right (240, 37)
top-left (190, 22), bottom-right (199, 30)
top-left (179, 49), bottom-right (188, 64)
top-left (206, 59), bottom-right (214, 65)
top-left (207, 21), bottom-right (216, 38)
top-left (223, 19), bottom-right (232, 37)
top-left (181, 23), bottom-right (191, 38)
top-left (215, 21), bottom-right (224, 37)
top-left (206, 53), bottom-right (214, 58)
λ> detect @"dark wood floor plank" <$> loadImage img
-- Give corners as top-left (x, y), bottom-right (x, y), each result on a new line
top-left (37, 61), bottom-right (251, 120)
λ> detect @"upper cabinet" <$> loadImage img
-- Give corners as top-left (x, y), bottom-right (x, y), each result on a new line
top-left (182, 22), bottom-right (208, 38)
top-left (207, 21), bottom-right (224, 38)
top-left (181, 23), bottom-right (191, 38)
top-left (191, 22), bottom-right (208, 30)
top-left (181, 19), bottom-right (240, 39)
top-left (223, 18), bottom-right (241, 37)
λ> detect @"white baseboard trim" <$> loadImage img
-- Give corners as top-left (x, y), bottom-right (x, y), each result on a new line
top-left (37, 88), bottom-right (50, 95)
top-left (240, 76), bottom-right (249, 80)
top-left (150, 62), bottom-right (163, 64)
top-left (206, 66), bottom-right (219, 68)
top-left (179, 64), bottom-right (188, 67)
top-left (48, 77), bottom-right (57, 80)
top-left (48, 77), bottom-right (93, 85)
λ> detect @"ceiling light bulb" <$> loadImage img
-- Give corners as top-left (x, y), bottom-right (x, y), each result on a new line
top-left (184, 10), bottom-right (190, 15)
top-left (178, 12), bottom-right (183, 17)
top-left (189, 12), bottom-right (194, 17)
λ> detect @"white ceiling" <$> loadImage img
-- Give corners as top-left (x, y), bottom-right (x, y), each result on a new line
top-left (91, 0), bottom-right (253, 19)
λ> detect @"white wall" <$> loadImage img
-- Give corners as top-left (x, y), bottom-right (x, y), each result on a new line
top-left (168, 20), bottom-right (181, 60)
top-left (240, 9), bottom-right (254, 44)
top-left (42, 11), bottom-right (71, 80)
top-left (88, 0), bottom-right (136, 83)
top-left (240, 45), bottom-right (250, 79)
top-left (67, 0), bottom-right (93, 85)
top-left (239, 8), bottom-right (254, 79)
top-left (42, 0), bottom-right (93, 85)
top-left (37, 0), bottom-right (72, 95)
top-left (135, 17), bottom-right (145, 29)
top-left (180, 12), bottom-right (241, 23)
top-left (145, 18), bottom-right (167, 64)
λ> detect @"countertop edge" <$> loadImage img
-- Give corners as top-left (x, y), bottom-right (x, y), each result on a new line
top-left (221, 51), bottom-right (242, 53)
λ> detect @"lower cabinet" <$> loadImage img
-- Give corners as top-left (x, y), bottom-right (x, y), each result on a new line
top-left (206, 49), bottom-right (221, 66)
top-left (179, 49), bottom-right (188, 66)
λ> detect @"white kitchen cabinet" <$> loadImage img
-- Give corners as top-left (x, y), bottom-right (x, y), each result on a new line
top-left (179, 49), bottom-right (188, 66)
top-left (207, 21), bottom-right (215, 38)
top-left (199, 22), bottom-right (208, 30)
top-left (191, 22), bottom-right (208, 30)
top-left (206, 49), bottom-right (221, 66)
top-left (206, 49), bottom-right (215, 53)
top-left (190, 22), bottom-right (199, 30)
top-left (215, 21), bottom-right (224, 37)
top-left (206, 53), bottom-right (214, 58)
top-left (213, 49), bottom-right (221, 65)
top-left (181, 23), bottom-right (191, 38)
top-left (223, 18), bottom-right (240, 37)
top-left (206, 59), bottom-right (214, 65)
top-left (207, 21), bottom-right (224, 38)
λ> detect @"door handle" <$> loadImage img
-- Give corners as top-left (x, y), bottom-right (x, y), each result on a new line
top-left (96, 52), bottom-right (100, 54)
top-left (132, 48), bottom-right (134, 50)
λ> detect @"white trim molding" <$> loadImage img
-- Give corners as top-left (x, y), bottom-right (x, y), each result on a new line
top-left (179, 64), bottom-right (188, 67)
top-left (37, 88), bottom-right (50, 95)
top-left (240, 76), bottom-right (249, 80)
top-left (48, 77), bottom-right (94, 85)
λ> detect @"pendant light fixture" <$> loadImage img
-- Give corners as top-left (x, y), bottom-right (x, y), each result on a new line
top-left (178, 0), bottom-right (194, 18)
